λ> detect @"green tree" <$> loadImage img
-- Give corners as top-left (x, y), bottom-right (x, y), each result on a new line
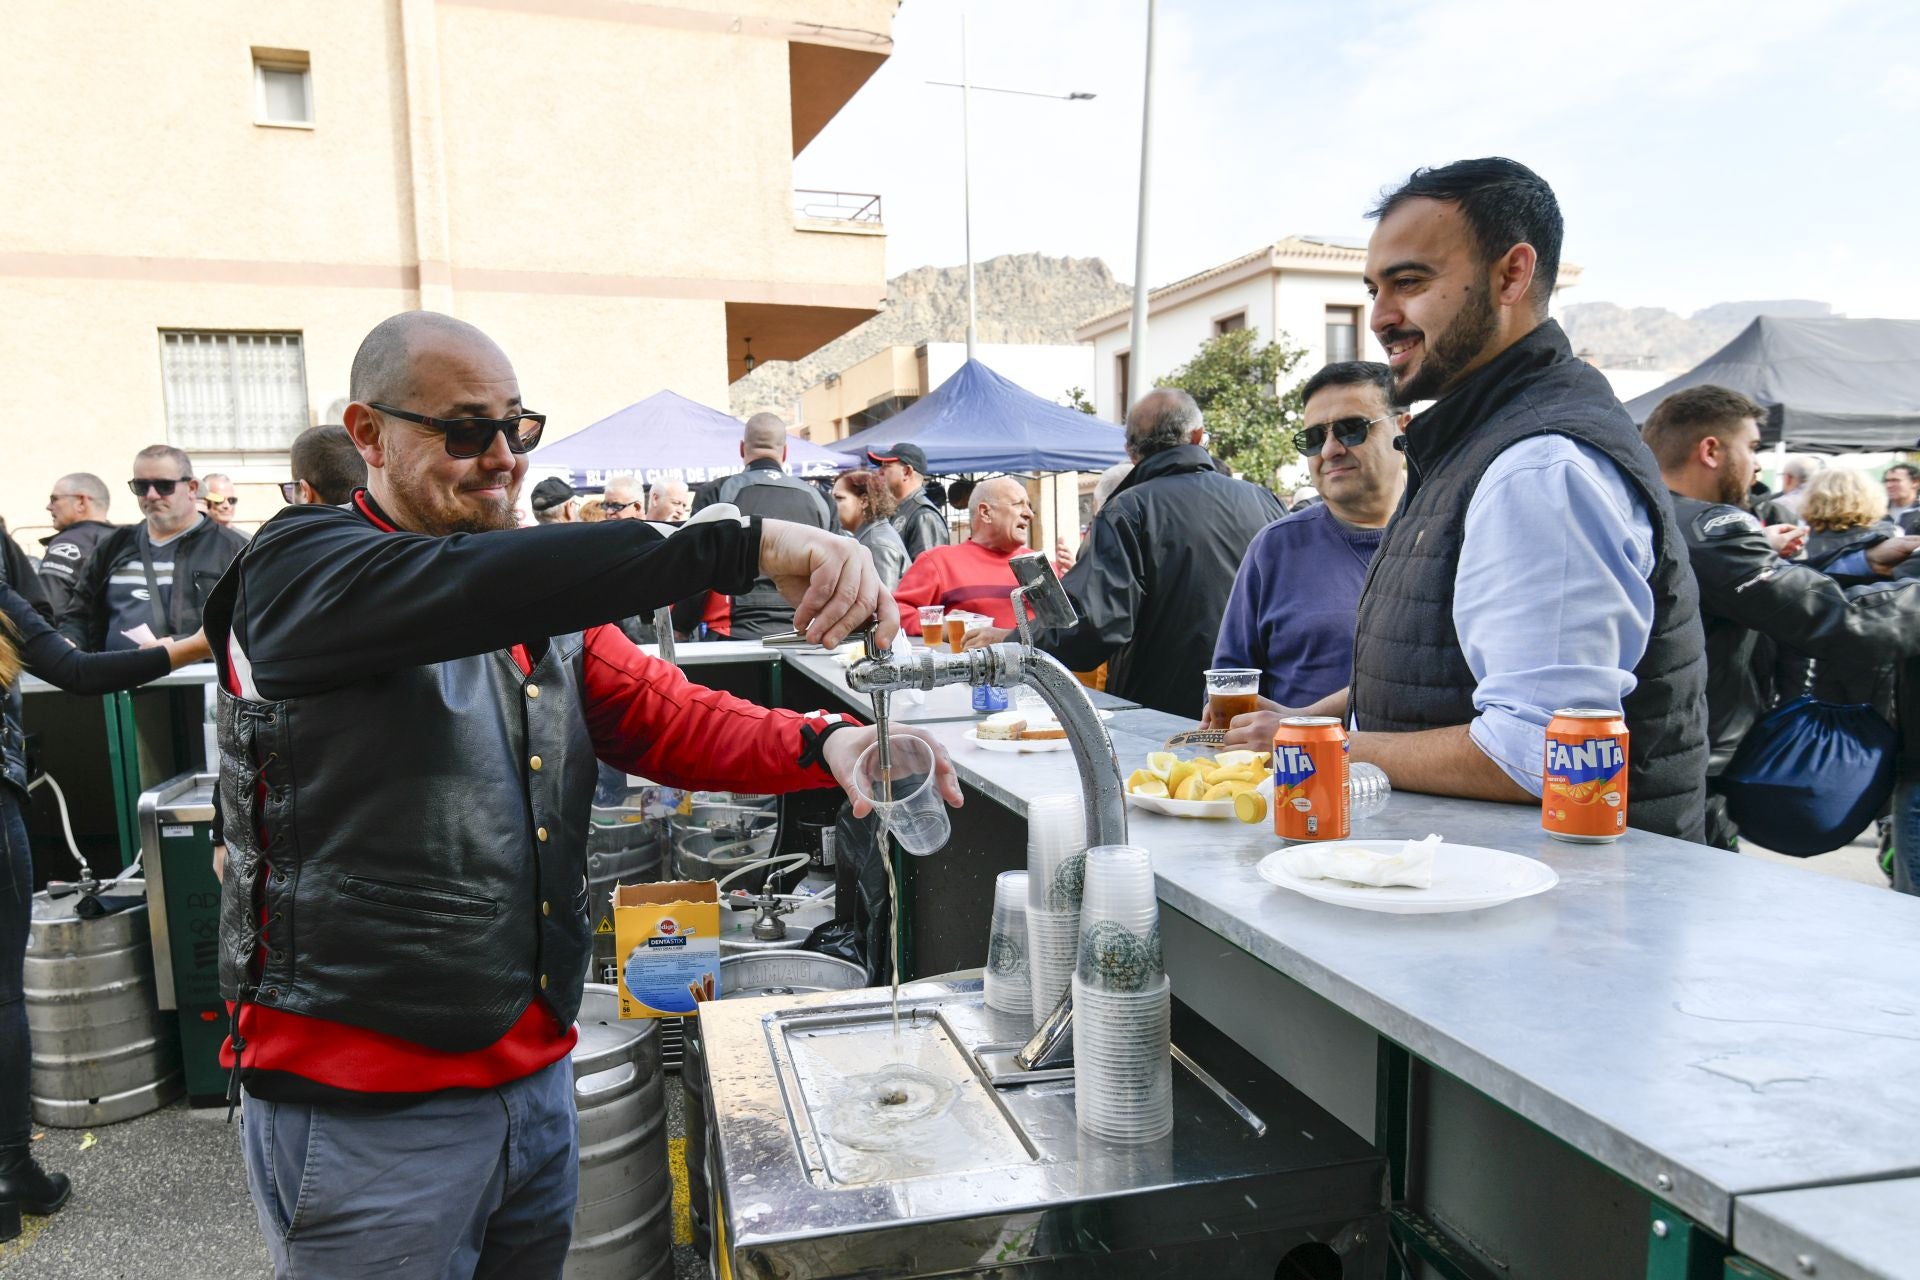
top-left (1155, 327), bottom-right (1308, 491)
top-left (1063, 386), bottom-right (1097, 415)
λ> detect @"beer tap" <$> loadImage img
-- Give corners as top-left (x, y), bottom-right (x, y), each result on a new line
top-left (845, 554), bottom-right (1125, 1071)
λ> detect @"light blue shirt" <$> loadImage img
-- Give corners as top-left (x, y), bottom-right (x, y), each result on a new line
top-left (1454, 435), bottom-right (1656, 794)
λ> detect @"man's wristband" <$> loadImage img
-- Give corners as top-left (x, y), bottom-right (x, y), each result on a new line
top-left (797, 713), bottom-right (860, 773)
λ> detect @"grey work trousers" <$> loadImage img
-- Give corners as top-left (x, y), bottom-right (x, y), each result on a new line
top-left (240, 1055), bottom-right (578, 1280)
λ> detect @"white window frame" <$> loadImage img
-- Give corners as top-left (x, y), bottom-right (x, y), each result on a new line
top-left (253, 51), bottom-right (313, 129)
top-left (159, 330), bottom-right (312, 453)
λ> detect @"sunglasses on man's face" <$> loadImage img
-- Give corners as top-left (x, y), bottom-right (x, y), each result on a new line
top-left (128, 477), bottom-right (188, 497)
top-left (205, 495), bottom-right (237, 510)
top-left (601, 500), bottom-right (635, 516)
top-left (371, 402), bottom-right (547, 460)
top-left (1293, 414), bottom-right (1395, 458)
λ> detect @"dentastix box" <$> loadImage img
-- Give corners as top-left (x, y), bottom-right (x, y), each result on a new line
top-left (614, 881), bottom-right (720, 1019)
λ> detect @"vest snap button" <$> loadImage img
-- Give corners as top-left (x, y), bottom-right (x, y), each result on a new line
top-left (529, 755), bottom-right (542, 771)
top-left (542, 901), bottom-right (551, 917)
top-left (537, 826), bottom-right (549, 842)
top-left (526, 684), bottom-right (541, 699)
top-left (540, 974), bottom-right (549, 990)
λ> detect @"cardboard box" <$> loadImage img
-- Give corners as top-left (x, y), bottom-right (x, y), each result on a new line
top-left (614, 881), bottom-right (721, 1018)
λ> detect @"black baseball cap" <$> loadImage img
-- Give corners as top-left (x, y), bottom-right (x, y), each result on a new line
top-left (530, 477), bottom-right (576, 512)
top-left (867, 443), bottom-right (931, 474)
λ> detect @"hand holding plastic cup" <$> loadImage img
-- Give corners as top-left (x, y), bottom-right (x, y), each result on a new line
top-left (850, 733), bottom-right (952, 855)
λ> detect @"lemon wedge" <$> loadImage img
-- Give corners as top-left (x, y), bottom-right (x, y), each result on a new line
top-left (1145, 751), bottom-right (1179, 780)
top-left (1233, 789), bottom-right (1267, 824)
top-left (1202, 780), bottom-right (1235, 801)
top-left (1173, 773), bottom-right (1208, 802)
top-left (1214, 750), bottom-right (1262, 768)
top-left (1125, 768), bottom-right (1156, 792)
top-left (1133, 777), bottom-right (1170, 798)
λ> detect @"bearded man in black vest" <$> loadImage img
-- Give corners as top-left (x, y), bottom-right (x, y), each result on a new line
top-left (204, 311), bottom-right (959, 1279)
top-left (1224, 158), bottom-right (1709, 842)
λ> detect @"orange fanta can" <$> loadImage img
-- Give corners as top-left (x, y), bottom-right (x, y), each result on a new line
top-left (1272, 716), bottom-right (1349, 842)
top-left (1542, 709), bottom-right (1629, 843)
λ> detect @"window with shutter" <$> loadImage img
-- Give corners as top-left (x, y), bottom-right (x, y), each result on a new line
top-left (159, 331), bottom-right (311, 451)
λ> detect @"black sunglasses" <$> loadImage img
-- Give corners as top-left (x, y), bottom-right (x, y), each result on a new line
top-left (279, 481), bottom-right (301, 504)
top-left (1293, 413), bottom-right (1394, 458)
top-left (128, 477), bottom-right (188, 497)
top-left (371, 402), bottom-right (547, 459)
top-left (601, 500), bottom-right (636, 516)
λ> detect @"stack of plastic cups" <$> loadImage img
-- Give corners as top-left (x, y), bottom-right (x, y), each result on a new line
top-left (982, 870), bottom-right (1031, 1017)
top-left (1073, 844), bottom-right (1173, 1143)
top-left (1025, 793), bottom-right (1086, 1029)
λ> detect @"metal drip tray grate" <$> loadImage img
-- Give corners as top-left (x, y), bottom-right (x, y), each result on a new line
top-left (775, 1005), bottom-right (1036, 1187)
top-left (700, 975), bottom-right (1389, 1279)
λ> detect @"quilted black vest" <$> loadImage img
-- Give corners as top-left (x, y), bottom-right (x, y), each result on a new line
top-left (214, 639), bottom-right (599, 1053)
top-left (1349, 322), bottom-right (1708, 843)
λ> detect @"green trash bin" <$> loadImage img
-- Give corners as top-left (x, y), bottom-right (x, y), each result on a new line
top-left (140, 771), bottom-right (228, 1104)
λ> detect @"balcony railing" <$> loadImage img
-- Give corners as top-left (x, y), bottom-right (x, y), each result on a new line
top-left (793, 189), bottom-right (883, 225)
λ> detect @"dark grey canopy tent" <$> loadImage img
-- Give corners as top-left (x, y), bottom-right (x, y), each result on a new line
top-left (1623, 317), bottom-right (1920, 453)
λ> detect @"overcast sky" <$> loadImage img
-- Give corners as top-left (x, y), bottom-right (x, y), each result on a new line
top-left (795, 0), bottom-right (1918, 320)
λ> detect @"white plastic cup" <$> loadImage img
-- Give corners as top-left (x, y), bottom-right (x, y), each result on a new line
top-left (850, 734), bottom-right (951, 856)
top-left (1073, 973), bottom-right (1173, 1142)
top-left (983, 871), bottom-right (1031, 1018)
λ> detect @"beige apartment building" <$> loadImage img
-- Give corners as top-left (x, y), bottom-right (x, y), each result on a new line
top-left (1, 0), bottom-right (894, 543)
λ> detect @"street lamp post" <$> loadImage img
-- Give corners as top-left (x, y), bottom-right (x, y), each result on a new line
top-left (1127, 0), bottom-right (1158, 411)
top-left (928, 13), bottom-right (1094, 365)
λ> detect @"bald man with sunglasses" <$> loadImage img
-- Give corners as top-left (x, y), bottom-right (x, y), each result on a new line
top-left (56, 444), bottom-right (247, 650)
top-left (203, 311), bottom-right (956, 1279)
top-left (1206, 362), bottom-right (1407, 725)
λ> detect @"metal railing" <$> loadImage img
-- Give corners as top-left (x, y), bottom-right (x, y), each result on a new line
top-left (793, 189), bottom-right (882, 225)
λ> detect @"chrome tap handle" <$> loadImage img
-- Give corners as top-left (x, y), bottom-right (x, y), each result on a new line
top-left (1009, 553), bottom-right (1077, 631)
top-left (1015, 986), bottom-right (1075, 1070)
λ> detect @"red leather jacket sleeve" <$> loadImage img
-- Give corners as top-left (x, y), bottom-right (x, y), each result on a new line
top-left (580, 624), bottom-right (851, 792)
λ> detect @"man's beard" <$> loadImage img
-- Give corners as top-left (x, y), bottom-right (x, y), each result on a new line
top-left (1391, 279), bottom-right (1499, 404)
top-left (1719, 462), bottom-right (1752, 509)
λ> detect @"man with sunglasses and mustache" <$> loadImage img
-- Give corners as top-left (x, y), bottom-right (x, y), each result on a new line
top-left (1206, 361), bottom-right (1406, 718)
top-left (1223, 158), bottom-right (1709, 842)
top-left (200, 310), bottom-right (952, 1280)
top-left (56, 444), bottom-right (248, 651)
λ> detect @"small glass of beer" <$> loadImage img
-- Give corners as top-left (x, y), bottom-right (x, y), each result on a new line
top-left (945, 612), bottom-right (973, 653)
top-left (1204, 668), bottom-right (1261, 724)
top-left (917, 606), bottom-right (945, 644)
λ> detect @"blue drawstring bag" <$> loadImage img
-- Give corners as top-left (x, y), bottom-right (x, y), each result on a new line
top-left (1718, 696), bottom-right (1896, 856)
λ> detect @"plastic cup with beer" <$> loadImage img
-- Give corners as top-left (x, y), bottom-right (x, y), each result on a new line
top-left (1204, 668), bottom-right (1261, 724)
top-left (943, 611), bottom-right (972, 653)
top-left (849, 733), bottom-right (950, 856)
top-left (917, 605), bottom-right (945, 642)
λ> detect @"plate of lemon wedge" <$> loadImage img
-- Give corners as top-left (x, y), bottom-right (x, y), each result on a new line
top-left (1124, 750), bottom-right (1273, 822)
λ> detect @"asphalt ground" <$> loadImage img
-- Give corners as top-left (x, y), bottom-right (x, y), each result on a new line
top-left (0, 834), bottom-right (1893, 1279)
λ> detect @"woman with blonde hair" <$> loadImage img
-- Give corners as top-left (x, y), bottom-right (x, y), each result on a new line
top-left (0, 555), bottom-right (208, 1239)
top-left (1802, 468), bottom-right (1896, 563)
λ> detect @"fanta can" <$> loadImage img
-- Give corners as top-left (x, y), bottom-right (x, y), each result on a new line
top-left (1272, 716), bottom-right (1349, 842)
top-left (1542, 709), bottom-right (1629, 843)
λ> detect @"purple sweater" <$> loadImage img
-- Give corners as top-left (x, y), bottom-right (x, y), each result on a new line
top-left (1212, 503), bottom-right (1385, 707)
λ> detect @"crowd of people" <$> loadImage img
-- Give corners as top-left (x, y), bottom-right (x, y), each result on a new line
top-left (3, 152), bottom-right (1917, 1276)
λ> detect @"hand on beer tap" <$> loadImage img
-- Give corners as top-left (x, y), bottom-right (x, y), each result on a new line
top-left (961, 625), bottom-right (1012, 651)
top-left (759, 520), bottom-right (900, 648)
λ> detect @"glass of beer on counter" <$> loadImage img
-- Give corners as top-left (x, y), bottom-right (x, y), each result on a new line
top-left (917, 606), bottom-right (946, 644)
top-left (1204, 668), bottom-right (1261, 724)
top-left (944, 612), bottom-right (973, 653)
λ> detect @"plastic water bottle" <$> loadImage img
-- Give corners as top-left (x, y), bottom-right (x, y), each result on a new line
top-left (971, 683), bottom-right (1010, 713)
top-left (1349, 762), bottom-right (1391, 819)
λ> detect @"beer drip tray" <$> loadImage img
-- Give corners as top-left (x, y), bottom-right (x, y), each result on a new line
top-left (771, 1004), bottom-right (1037, 1188)
top-left (702, 976), bottom-right (1389, 1279)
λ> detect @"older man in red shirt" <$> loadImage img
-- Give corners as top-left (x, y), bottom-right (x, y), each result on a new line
top-left (894, 476), bottom-right (1033, 635)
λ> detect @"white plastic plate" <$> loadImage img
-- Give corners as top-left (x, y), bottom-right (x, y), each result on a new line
top-left (1126, 776), bottom-right (1273, 820)
top-left (1256, 839), bottom-right (1559, 914)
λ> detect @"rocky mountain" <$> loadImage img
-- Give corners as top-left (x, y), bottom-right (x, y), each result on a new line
top-left (730, 252), bottom-right (1131, 416)
top-left (1560, 298), bottom-right (1835, 371)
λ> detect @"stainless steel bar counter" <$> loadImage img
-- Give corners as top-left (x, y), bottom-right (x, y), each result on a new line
top-left (775, 656), bottom-right (1920, 1279)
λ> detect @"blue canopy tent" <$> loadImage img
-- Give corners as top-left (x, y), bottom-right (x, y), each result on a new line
top-left (832, 359), bottom-right (1128, 474)
top-left (531, 389), bottom-right (848, 488)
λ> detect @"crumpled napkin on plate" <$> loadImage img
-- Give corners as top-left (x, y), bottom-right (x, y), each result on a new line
top-left (1279, 833), bottom-right (1439, 888)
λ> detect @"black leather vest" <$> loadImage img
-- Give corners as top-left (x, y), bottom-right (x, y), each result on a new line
top-left (1350, 322), bottom-right (1709, 843)
top-left (216, 639), bottom-right (599, 1052)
